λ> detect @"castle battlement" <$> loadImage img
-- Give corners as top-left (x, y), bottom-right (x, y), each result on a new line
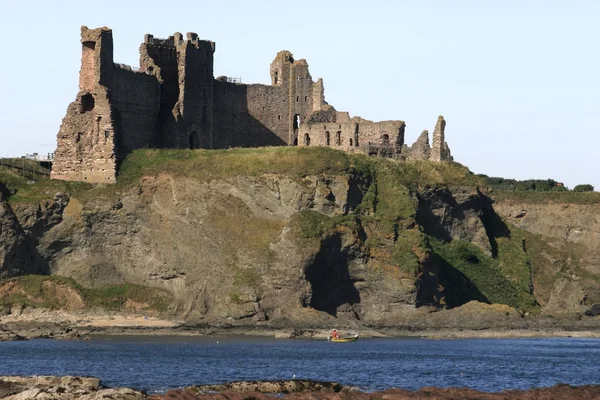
top-left (51, 27), bottom-right (452, 184)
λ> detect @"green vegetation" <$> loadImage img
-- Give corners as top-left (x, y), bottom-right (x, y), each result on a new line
top-left (391, 230), bottom-right (425, 276)
top-left (292, 210), bottom-right (357, 239)
top-left (233, 267), bottom-right (261, 288)
top-left (117, 147), bottom-right (481, 190)
top-left (492, 190), bottom-right (600, 204)
top-left (478, 175), bottom-right (567, 192)
top-left (573, 184), bottom-right (594, 192)
top-left (429, 238), bottom-right (537, 312)
top-left (0, 161), bottom-right (91, 204)
top-left (0, 275), bottom-right (172, 313)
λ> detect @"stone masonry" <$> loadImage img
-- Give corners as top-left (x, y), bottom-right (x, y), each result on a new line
top-left (51, 27), bottom-right (453, 184)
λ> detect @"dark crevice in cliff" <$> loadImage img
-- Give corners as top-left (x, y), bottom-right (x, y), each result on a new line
top-left (477, 191), bottom-right (510, 259)
top-left (303, 233), bottom-right (361, 317)
top-left (415, 191), bottom-right (452, 242)
top-left (345, 171), bottom-right (372, 214)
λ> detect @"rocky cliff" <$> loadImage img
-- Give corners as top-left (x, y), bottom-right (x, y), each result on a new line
top-left (1, 148), bottom-right (599, 330)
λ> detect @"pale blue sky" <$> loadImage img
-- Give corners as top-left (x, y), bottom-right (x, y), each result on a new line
top-left (1, 1), bottom-right (599, 189)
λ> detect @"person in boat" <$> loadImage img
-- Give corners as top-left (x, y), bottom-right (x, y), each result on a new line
top-left (331, 329), bottom-right (339, 339)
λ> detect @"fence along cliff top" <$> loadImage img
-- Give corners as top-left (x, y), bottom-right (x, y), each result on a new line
top-left (51, 26), bottom-right (453, 184)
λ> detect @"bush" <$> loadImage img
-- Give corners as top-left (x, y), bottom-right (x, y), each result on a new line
top-left (573, 184), bottom-right (594, 192)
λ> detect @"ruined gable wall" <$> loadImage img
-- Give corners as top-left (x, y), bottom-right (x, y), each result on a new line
top-left (212, 82), bottom-right (288, 148)
top-left (187, 49), bottom-right (335, 149)
top-left (288, 60), bottom-right (318, 145)
top-left (246, 84), bottom-right (290, 145)
top-left (110, 66), bottom-right (160, 153)
top-left (212, 81), bottom-right (247, 148)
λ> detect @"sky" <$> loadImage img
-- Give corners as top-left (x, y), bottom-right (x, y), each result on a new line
top-left (1, 0), bottom-right (599, 189)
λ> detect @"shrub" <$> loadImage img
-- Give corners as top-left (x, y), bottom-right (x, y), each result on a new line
top-left (573, 184), bottom-right (594, 192)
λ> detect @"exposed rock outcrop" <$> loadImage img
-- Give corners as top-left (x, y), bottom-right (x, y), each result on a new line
top-left (0, 375), bottom-right (145, 399)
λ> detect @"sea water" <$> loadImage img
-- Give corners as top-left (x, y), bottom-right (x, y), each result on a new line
top-left (0, 336), bottom-right (598, 393)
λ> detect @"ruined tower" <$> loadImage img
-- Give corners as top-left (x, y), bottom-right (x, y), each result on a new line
top-left (140, 32), bottom-right (216, 149)
top-left (430, 115), bottom-right (452, 162)
top-left (51, 27), bottom-right (120, 183)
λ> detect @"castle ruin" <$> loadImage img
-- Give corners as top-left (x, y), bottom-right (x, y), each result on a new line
top-left (51, 26), bottom-right (453, 184)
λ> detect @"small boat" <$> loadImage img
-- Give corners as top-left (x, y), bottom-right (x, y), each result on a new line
top-left (327, 329), bottom-right (359, 342)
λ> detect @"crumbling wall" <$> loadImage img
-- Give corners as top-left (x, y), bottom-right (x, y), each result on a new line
top-left (51, 26), bottom-right (118, 184)
top-left (297, 119), bottom-right (405, 157)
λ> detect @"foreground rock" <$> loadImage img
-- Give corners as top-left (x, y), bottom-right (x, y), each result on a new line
top-left (1, 377), bottom-right (599, 400)
top-left (0, 327), bottom-right (25, 341)
top-left (190, 380), bottom-right (342, 393)
top-left (0, 376), bottom-right (144, 399)
top-left (149, 382), bottom-right (600, 400)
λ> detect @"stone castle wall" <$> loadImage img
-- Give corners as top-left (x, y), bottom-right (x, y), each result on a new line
top-left (51, 27), bottom-right (453, 184)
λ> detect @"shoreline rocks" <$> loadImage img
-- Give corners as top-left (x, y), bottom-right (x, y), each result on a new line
top-left (1, 377), bottom-right (599, 400)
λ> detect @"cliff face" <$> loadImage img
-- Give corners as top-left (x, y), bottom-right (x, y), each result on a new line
top-left (493, 196), bottom-right (600, 316)
top-left (1, 148), bottom-right (599, 326)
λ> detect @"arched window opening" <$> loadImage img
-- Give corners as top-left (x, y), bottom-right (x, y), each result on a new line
top-left (189, 131), bottom-right (200, 149)
top-left (304, 133), bottom-right (311, 146)
top-left (293, 114), bottom-right (300, 131)
top-left (336, 131), bottom-right (341, 145)
top-left (325, 131), bottom-right (330, 146)
top-left (273, 70), bottom-right (279, 85)
top-left (349, 138), bottom-right (353, 146)
top-left (382, 134), bottom-right (390, 145)
top-left (354, 123), bottom-right (360, 147)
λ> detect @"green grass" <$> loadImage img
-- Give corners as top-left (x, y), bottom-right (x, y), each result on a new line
top-left (391, 230), bottom-right (425, 276)
top-left (429, 238), bottom-right (538, 312)
top-left (233, 268), bottom-right (261, 288)
top-left (492, 190), bottom-right (600, 205)
top-left (0, 275), bottom-right (173, 313)
top-left (0, 164), bottom-right (91, 204)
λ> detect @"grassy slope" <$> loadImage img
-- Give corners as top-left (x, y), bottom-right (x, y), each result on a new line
top-left (0, 275), bottom-right (172, 313)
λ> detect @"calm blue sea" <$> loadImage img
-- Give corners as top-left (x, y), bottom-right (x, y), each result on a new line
top-left (0, 336), bottom-right (599, 393)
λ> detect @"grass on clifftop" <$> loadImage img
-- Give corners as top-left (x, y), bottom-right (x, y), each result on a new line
top-left (117, 147), bottom-right (482, 189)
top-left (0, 275), bottom-right (173, 313)
top-left (492, 190), bottom-right (600, 205)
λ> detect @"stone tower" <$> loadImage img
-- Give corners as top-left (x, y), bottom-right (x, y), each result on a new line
top-left (51, 26), bottom-right (119, 183)
top-left (430, 115), bottom-right (447, 162)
